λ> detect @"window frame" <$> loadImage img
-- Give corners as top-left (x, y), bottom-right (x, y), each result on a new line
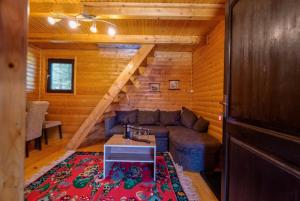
top-left (47, 58), bottom-right (75, 94)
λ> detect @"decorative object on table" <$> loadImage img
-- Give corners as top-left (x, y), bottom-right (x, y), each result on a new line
top-left (123, 123), bottom-right (130, 139)
top-left (123, 125), bottom-right (151, 142)
top-left (169, 80), bottom-right (180, 90)
top-left (149, 83), bottom-right (160, 92)
top-left (42, 121), bottom-right (63, 145)
top-left (24, 152), bottom-right (198, 201)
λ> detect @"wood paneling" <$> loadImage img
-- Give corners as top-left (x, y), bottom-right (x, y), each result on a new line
top-left (39, 48), bottom-right (137, 135)
top-left (192, 20), bottom-right (224, 141)
top-left (37, 48), bottom-right (194, 136)
top-left (0, 0), bottom-right (27, 199)
top-left (29, 17), bottom-right (219, 37)
top-left (28, 0), bottom-right (225, 45)
top-left (27, 46), bottom-right (41, 101)
top-left (29, 0), bottom-right (226, 4)
top-left (28, 33), bottom-right (203, 45)
top-left (230, 0), bottom-right (300, 135)
top-left (67, 44), bottom-right (154, 150)
top-left (30, 2), bottom-right (224, 21)
top-left (120, 51), bottom-right (193, 110)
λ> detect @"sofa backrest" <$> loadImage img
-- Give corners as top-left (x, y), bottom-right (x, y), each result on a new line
top-left (115, 108), bottom-right (209, 132)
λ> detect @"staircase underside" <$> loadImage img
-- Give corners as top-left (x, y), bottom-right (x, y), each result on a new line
top-left (66, 44), bottom-right (155, 150)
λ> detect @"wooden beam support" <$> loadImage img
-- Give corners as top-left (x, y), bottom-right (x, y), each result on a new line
top-left (28, 33), bottom-right (202, 45)
top-left (66, 44), bottom-right (154, 150)
top-left (138, 66), bottom-right (152, 77)
top-left (0, 0), bottom-right (27, 200)
top-left (129, 75), bottom-right (141, 88)
top-left (30, 2), bottom-right (225, 20)
top-left (120, 85), bottom-right (129, 94)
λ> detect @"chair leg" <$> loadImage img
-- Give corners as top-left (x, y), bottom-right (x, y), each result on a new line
top-left (44, 129), bottom-right (48, 145)
top-left (25, 142), bottom-right (29, 158)
top-left (34, 138), bottom-right (39, 149)
top-left (38, 137), bottom-right (42, 150)
top-left (58, 125), bottom-right (63, 139)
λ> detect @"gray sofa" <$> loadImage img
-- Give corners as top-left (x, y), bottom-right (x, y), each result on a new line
top-left (105, 107), bottom-right (221, 172)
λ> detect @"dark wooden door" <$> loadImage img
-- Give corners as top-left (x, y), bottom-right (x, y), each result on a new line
top-left (223, 0), bottom-right (300, 201)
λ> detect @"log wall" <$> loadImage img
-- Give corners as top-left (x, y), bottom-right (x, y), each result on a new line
top-left (27, 27), bottom-right (224, 139)
top-left (38, 49), bottom-right (137, 136)
top-left (120, 51), bottom-right (193, 110)
top-left (192, 20), bottom-right (225, 141)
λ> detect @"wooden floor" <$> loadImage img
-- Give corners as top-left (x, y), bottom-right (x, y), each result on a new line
top-left (25, 134), bottom-right (218, 201)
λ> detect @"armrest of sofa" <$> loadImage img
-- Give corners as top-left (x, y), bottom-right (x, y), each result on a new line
top-left (104, 115), bottom-right (117, 138)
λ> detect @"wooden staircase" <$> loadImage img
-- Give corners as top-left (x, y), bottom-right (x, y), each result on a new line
top-left (67, 44), bottom-right (154, 150)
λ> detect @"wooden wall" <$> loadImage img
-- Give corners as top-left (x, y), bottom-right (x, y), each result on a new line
top-left (27, 46), bottom-right (41, 101)
top-left (192, 20), bottom-right (225, 141)
top-left (39, 48), bottom-right (137, 136)
top-left (120, 51), bottom-right (193, 110)
top-left (26, 46), bottom-right (194, 137)
top-left (27, 33), bottom-right (224, 140)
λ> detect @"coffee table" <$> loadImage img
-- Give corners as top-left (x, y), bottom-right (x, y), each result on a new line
top-left (104, 134), bottom-right (156, 180)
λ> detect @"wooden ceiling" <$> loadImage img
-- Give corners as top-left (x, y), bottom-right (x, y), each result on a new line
top-left (30, 0), bottom-right (225, 3)
top-left (29, 0), bottom-right (225, 50)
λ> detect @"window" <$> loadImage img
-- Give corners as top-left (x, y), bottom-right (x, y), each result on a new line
top-left (26, 51), bottom-right (37, 92)
top-left (47, 58), bottom-right (74, 93)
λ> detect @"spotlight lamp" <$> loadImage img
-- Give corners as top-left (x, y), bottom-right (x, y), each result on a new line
top-left (47, 16), bottom-right (60, 25)
top-left (108, 26), bottom-right (117, 36)
top-left (90, 22), bottom-right (97, 33)
top-left (68, 19), bottom-right (80, 29)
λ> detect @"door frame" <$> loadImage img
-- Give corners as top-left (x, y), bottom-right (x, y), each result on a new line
top-left (0, 0), bottom-right (28, 200)
top-left (222, 0), bottom-right (238, 200)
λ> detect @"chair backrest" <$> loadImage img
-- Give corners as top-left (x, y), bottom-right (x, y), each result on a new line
top-left (26, 101), bottom-right (49, 141)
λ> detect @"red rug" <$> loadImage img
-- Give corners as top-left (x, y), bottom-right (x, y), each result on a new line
top-left (25, 152), bottom-right (194, 201)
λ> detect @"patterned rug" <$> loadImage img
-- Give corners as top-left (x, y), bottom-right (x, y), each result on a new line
top-left (25, 152), bottom-right (198, 201)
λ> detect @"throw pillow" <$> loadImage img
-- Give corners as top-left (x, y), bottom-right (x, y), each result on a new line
top-left (180, 107), bottom-right (197, 128)
top-left (193, 116), bottom-right (209, 132)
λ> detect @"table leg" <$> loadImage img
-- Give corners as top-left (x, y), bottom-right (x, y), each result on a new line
top-left (104, 146), bottom-right (112, 179)
top-left (154, 147), bottom-right (156, 181)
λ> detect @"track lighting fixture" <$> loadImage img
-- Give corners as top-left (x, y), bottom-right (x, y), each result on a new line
top-left (47, 14), bottom-right (117, 35)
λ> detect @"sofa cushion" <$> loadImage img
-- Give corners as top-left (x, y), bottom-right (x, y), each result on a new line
top-left (139, 125), bottom-right (169, 138)
top-left (137, 110), bottom-right (160, 125)
top-left (193, 116), bottom-right (209, 132)
top-left (180, 107), bottom-right (197, 128)
top-left (109, 125), bottom-right (124, 134)
top-left (116, 110), bottom-right (137, 124)
top-left (160, 110), bottom-right (181, 126)
top-left (167, 126), bottom-right (220, 153)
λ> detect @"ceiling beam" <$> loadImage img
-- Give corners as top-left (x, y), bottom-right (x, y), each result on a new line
top-left (29, 2), bottom-right (224, 20)
top-left (28, 33), bottom-right (204, 45)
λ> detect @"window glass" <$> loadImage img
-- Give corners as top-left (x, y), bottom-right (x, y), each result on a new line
top-left (47, 59), bottom-right (74, 93)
